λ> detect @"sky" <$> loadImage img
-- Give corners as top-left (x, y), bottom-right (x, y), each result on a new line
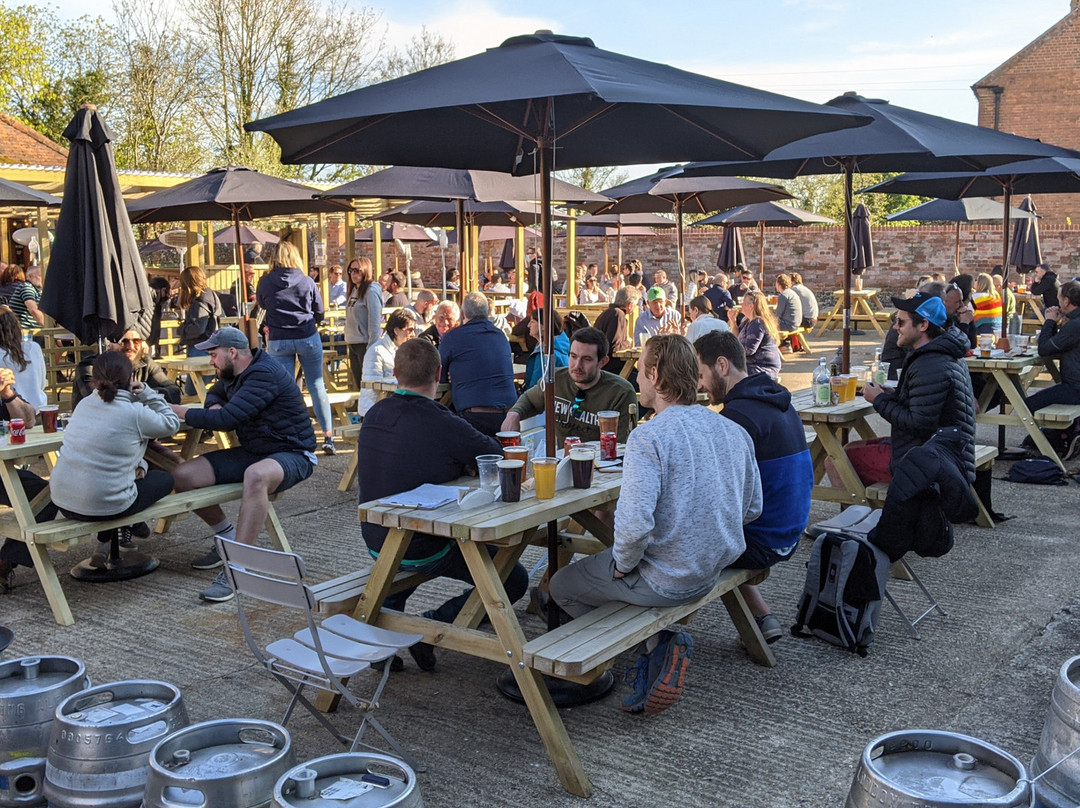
top-left (49, 0), bottom-right (1074, 125)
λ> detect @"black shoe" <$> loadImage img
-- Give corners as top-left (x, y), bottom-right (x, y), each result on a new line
top-left (372, 655), bottom-right (404, 672)
top-left (0, 560), bottom-right (13, 594)
top-left (129, 521), bottom-right (152, 539)
top-left (408, 642), bottom-right (437, 671)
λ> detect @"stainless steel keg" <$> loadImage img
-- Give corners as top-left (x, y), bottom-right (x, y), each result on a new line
top-left (845, 729), bottom-right (1030, 808)
top-left (1031, 654), bottom-right (1080, 808)
top-left (273, 753), bottom-right (422, 808)
top-left (0, 655), bottom-right (88, 808)
top-left (140, 719), bottom-right (294, 808)
top-left (44, 680), bottom-right (188, 808)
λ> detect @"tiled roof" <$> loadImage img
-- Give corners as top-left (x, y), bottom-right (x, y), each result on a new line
top-left (0, 115), bottom-right (67, 167)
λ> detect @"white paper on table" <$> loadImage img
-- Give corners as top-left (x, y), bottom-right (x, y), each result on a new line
top-left (379, 483), bottom-right (468, 509)
top-left (320, 778), bottom-right (374, 800)
top-left (554, 456), bottom-right (574, 490)
top-left (458, 488), bottom-right (497, 510)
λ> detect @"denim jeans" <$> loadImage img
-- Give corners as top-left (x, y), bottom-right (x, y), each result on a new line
top-left (267, 332), bottom-right (332, 434)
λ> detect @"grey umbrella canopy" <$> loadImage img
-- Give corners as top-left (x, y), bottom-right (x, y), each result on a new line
top-left (42, 106), bottom-right (154, 346)
top-left (213, 224), bottom-right (280, 245)
top-left (669, 92), bottom-right (1080, 367)
top-left (886, 197), bottom-right (1035, 273)
top-left (354, 222), bottom-right (437, 242)
top-left (375, 199), bottom-right (570, 228)
top-left (717, 227), bottom-right (746, 273)
top-left (0, 179), bottom-right (61, 207)
top-left (1008, 196), bottom-right (1043, 272)
top-left (588, 171), bottom-right (791, 298)
top-left (694, 201), bottom-right (835, 284)
top-left (573, 212), bottom-right (674, 266)
top-left (246, 29), bottom-right (870, 656)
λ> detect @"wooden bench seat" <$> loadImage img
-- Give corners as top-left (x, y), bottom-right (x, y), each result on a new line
top-left (1033, 403), bottom-right (1080, 427)
top-left (308, 568), bottom-right (432, 616)
top-left (865, 444), bottom-right (998, 528)
top-left (779, 326), bottom-right (813, 354)
top-left (521, 567), bottom-right (773, 678)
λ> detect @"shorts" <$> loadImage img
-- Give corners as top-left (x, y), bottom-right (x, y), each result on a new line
top-left (204, 447), bottom-right (314, 494)
top-left (729, 539), bottom-right (798, 571)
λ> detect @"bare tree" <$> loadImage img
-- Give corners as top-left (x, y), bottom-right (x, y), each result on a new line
top-left (556, 165), bottom-right (629, 193)
top-left (382, 25), bottom-right (455, 80)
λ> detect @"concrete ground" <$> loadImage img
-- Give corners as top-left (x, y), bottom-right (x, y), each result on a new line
top-left (3, 327), bottom-right (1078, 807)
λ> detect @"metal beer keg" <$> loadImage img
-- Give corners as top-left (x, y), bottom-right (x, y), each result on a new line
top-left (1031, 654), bottom-right (1080, 808)
top-left (44, 680), bottom-right (188, 808)
top-left (0, 656), bottom-right (89, 808)
top-left (273, 753), bottom-right (423, 808)
top-left (845, 729), bottom-right (1030, 808)
top-left (141, 719), bottom-right (294, 808)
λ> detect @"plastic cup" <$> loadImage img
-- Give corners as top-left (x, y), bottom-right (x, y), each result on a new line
top-left (496, 431), bottom-right (521, 447)
top-left (532, 457), bottom-right (558, 500)
top-left (497, 459), bottom-right (525, 502)
top-left (829, 376), bottom-right (844, 405)
top-left (503, 445), bottom-right (530, 466)
top-left (39, 404), bottom-right (59, 433)
top-left (597, 410), bottom-right (619, 435)
top-left (476, 454), bottom-right (502, 492)
top-left (569, 447), bottom-right (595, 489)
top-left (875, 362), bottom-right (889, 385)
top-left (842, 374), bottom-right (857, 403)
top-left (850, 364), bottom-right (869, 384)
top-left (979, 334), bottom-right (994, 350)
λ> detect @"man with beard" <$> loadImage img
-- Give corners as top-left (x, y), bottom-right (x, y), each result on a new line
top-left (72, 327), bottom-right (181, 408)
top-left (169, 327), bottom-right (316, 602)
top-left (501, 326), bottom-right (636, 444)
top-left (695, 330), bottom-right (813, 644)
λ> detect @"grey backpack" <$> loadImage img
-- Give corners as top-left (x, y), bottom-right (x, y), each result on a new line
top-left (791, 531), bottom-right (891, 657)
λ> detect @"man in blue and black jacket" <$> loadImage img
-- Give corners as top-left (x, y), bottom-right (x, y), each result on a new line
top-left (695, 330), bottom-right (813, 644)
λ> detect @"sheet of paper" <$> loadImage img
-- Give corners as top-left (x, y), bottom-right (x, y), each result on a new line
top-left (379, 483), bottom-right (468, 509)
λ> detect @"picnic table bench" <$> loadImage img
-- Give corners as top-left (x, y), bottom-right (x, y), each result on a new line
top-left (779, 325), bottom-right (813, 354)
top-left (1032, 402), bottom-right (1080, 428)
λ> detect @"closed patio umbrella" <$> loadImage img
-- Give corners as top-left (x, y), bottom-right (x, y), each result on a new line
top-left (717, 226), bottom-right (746, 273)
top-left (1008, 196), bottom-right (1042, 272)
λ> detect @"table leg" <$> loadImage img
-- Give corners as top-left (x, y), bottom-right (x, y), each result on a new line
top-left (855, 298), bottom-right (886, 338)
top-left (263, 503), bottom-right (291, 553)
top-left (619, 358), bottom-right (636, 380)
top-left (720, 585), bottom-right (776, 668)
top-left (995, 368), bottom-right (1065, 471)
top-left (570, 509), bottom-right (614, 547)
top-left (156, 428), bottom-right (205, 534)
top-left (457, 540), bottom-right (592, 798)
top-left (454, 532), bottom-right (534, 630)
top-left (812, 425), bottom-right (868, 505)
top-left (337, 448), bottom-right (359, 493)
top-left (815, 300), bottom-right (842, 337)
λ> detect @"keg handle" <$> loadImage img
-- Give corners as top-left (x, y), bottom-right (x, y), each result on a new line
top-left (1021, 742), bottom-right (1080, 807)
top-left (290, 768), bottom-right (318, 799)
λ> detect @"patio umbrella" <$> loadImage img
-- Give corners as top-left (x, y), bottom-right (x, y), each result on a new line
top-left (40, 105), bottom-right (159, 582)
top-left (0, 178), bottom-right (61, 207)
top-left (354, 222), bottom-right (437, 242)
top-left (374, 199), bottom-right (570, 228)
top-left (572, 212), bottom-right (674, 266)
top-left (885, 197), bottom-right (1035, 273)
top-left (588, 171), bottom-right (792, 300)
top-left (213, 224), bottom-right (280, 245)
top-left (716, 226), bottom-right (746, 273)
top-left (1008, 196), bottom-right (1042, 272)
top-left (43, 105), bottom-right (154, 347)
top-left (246, 30), bottom-right (870, 678)
top-left (669, 92), bottom-right (1080, 368)
top-left (850, 203), bottom-right (874, 274)
top-left (695, 200), bottom-right (835, 284)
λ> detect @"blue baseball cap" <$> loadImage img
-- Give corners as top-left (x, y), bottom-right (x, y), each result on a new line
top-left (891, 292), bottom-right (947, 327)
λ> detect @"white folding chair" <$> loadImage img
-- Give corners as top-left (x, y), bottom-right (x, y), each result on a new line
top-left (216, 537), bottom-right (424, 769)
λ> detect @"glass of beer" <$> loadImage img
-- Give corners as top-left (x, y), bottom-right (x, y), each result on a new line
top-left (842, 374), bottom-right (857, 403)
top-left (503, 445), bottom-right (530, 469)
top-left (597, 410), bottom-right (619, 435)
top-left (39, 404), bottom-right (59, 433)
top-left (569, 447), bottom-right (596, 489)
top-left (496, 459), bottom-right (525, 502)
top-left (829, 376), bottom-right (844, 405)
top-left (532, 457), bottom-right (558, 500)
top-left (496, 431), bottom-right (521, 447)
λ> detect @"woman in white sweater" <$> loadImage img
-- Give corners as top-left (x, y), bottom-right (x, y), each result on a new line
top-left (0, 306), bottom-right (46, 412)
top-left (357, 308), bottom-right (419, 416)
top-left (50, 352), bottom-right (180, 552)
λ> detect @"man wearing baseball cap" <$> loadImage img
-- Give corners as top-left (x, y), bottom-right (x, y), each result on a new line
top-left (168, 327), bottom-right (317, 602)
top-left (633, 285), bottom-right (682, 346)
top-left (858, 291), bottom-right (976, 485)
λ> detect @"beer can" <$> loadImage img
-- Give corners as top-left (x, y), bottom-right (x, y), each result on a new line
top-left (9, 418), bottom-right (25, 444)
top-left (564, 436), bottom-right (581, 457)
top-left (600, 432), bottom-right (618, 461)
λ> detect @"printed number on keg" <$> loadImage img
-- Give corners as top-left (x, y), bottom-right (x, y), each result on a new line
top-left (60, 730), bottom-right (124, 745)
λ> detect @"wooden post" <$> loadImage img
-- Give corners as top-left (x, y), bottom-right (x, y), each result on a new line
top-left (345, 210), bottom-right (356, 264)
top-left (372, 222), bottom-right (383, 279)
top-left (515, 225), bottom-right (526, 298)
top-left (566, 216), bottom-right (577, 303)
top-left (0, 218), bottom-right (10, 264)
top-left (470, 224), bottom-right (480, 290)
top-left (36, 209), bottom-right (50, 280)
top-left (185, 221), bottom-right (202, 266)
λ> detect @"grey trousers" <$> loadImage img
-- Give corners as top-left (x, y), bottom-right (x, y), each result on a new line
top-left (549, 548), bottom-right (692, 619)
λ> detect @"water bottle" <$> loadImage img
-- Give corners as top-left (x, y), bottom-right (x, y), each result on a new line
top-left (813, 358), bottom-right (831, 407)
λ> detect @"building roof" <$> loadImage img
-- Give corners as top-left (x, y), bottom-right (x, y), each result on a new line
top-left (0, 114), bottom-right (67, 167)
top-left (974, 5), bottom-right (1078, 87)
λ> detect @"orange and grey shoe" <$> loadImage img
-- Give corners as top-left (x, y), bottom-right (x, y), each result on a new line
top-left (643, 631), bottom-right (693, 715)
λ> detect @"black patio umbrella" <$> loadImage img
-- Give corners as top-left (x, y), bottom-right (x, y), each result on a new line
top-left (695, 201), bottom-right (835, 284)
top-left (885, 197), bottom-right (1035, 274)
top-left (0, 179), bottom-right (61, 207)
top-left (850, 203), bottom-right (874, 274)
top-left (354, 222), bottom-right (437, 242)
top-left (716, 226), bottom-right (746, 273)
top-left (246, 31), bottom-right (869, 690)
top-left (1008, 196), bottom-right (1042, 272)
top-left (572, 212), bottom-right (674, 267)
top-left (669, 92), bottom-right (1080, 368)
top-left (41, 105), bottom-right (159, 583)
top-left (588, 171), bottom-right (792, 300)
top-left (374, 199), bottom-right (570, 228)
top-left (213, 224), bottom-right (280, 245)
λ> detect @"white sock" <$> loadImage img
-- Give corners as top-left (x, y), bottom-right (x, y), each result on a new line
top-left (212, 521), bottom-right (235, 541)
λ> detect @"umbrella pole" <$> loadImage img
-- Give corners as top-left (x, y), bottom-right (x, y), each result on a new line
top-left (842, 164), bottom-right (853, 373)
top-left (617, 222), bottom-right (623, 268)
top-left (234, 210), bottom-right (253, 347)
top-left (998, 188), bottom-right (1012, 456)
top-left (676, 198), bottom-right (685, 311)
top-left (954, 222), bottom-right (961, 275)
top-left (456, 200), bottom-right (466, 293)
top-left (758, 222), bottom-right (765, 288)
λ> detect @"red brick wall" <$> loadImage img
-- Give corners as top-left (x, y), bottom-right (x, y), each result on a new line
top-left (974, 6), bottom-right (1080, 224)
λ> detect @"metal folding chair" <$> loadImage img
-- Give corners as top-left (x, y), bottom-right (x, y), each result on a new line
top-left (216, 537), bottom-right (423, 768)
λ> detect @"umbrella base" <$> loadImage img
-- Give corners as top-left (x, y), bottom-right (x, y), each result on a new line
top-left (495, 668), bottom-right (615, 707)
top-left (71, 551), bottom-right (159, 583)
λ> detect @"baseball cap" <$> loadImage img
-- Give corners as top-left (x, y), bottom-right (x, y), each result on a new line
top-left (646, 286), bottom-right (667, 302)
top-left (891, 292), bottom-right (947, 327)
top-left (195, 326), bottom-right (250, 351)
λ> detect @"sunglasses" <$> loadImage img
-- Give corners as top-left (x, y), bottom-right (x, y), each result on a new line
top-left (120, 338), bottom-right (143, 346)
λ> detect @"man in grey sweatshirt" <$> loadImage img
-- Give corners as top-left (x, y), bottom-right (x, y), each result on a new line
top-left (550, 334), bottom-right (762, 715)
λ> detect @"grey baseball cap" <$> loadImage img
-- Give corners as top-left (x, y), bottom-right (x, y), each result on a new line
top-left (195, 326), bottom-right (250, 351)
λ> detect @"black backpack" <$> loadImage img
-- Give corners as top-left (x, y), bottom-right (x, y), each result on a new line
top-left (791, 532), bottom-right (891, 657)
top-left (1004, 458), bottom-right (1069, 486)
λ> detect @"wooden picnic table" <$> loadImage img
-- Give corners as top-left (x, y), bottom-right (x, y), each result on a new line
top-left (1014, 292), bottom-right (1046, 333)
top-left (815, 288), bottom-right (891, 338)
top-left (791, 386), bottom-right (879, 506)
top-left (158, 354), bottom-right (214, 403)
top-left (612, 346), bottom-right (642, 379)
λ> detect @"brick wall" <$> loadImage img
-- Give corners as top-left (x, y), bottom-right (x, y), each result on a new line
top-left (974, 5), bottom-right (1080, 224)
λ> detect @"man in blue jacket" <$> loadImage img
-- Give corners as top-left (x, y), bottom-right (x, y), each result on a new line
top-left (170, 327), bottom-right (317, 602)
top-left (695, 330), bottom-right (813, 644)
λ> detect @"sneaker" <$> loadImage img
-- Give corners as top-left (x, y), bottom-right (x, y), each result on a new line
top-left (620, 654), bottom-right (651, 712)
top-left (1064, 432), bottom-right (1080, 462)
top-left (117, 526), bottom-right (137, 552)
top-left (322, 436), bottom-right (336, 456)
top-left (190, 544), bottom-right (223, 570)
top-left (408, 642), bottom-right (436, 671)
top-left (199, 570), bottom-right (235, 602)
top-left (642, 631), bottom-right (693, 715)
top-left (129, 521), bottom-right (152, 539)
top-left (754, 613), bottom-right (783, 645)
top-left (371, 655), bottom-right (404, 673)
top-left (0, 559), bottom-right (14, 594)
